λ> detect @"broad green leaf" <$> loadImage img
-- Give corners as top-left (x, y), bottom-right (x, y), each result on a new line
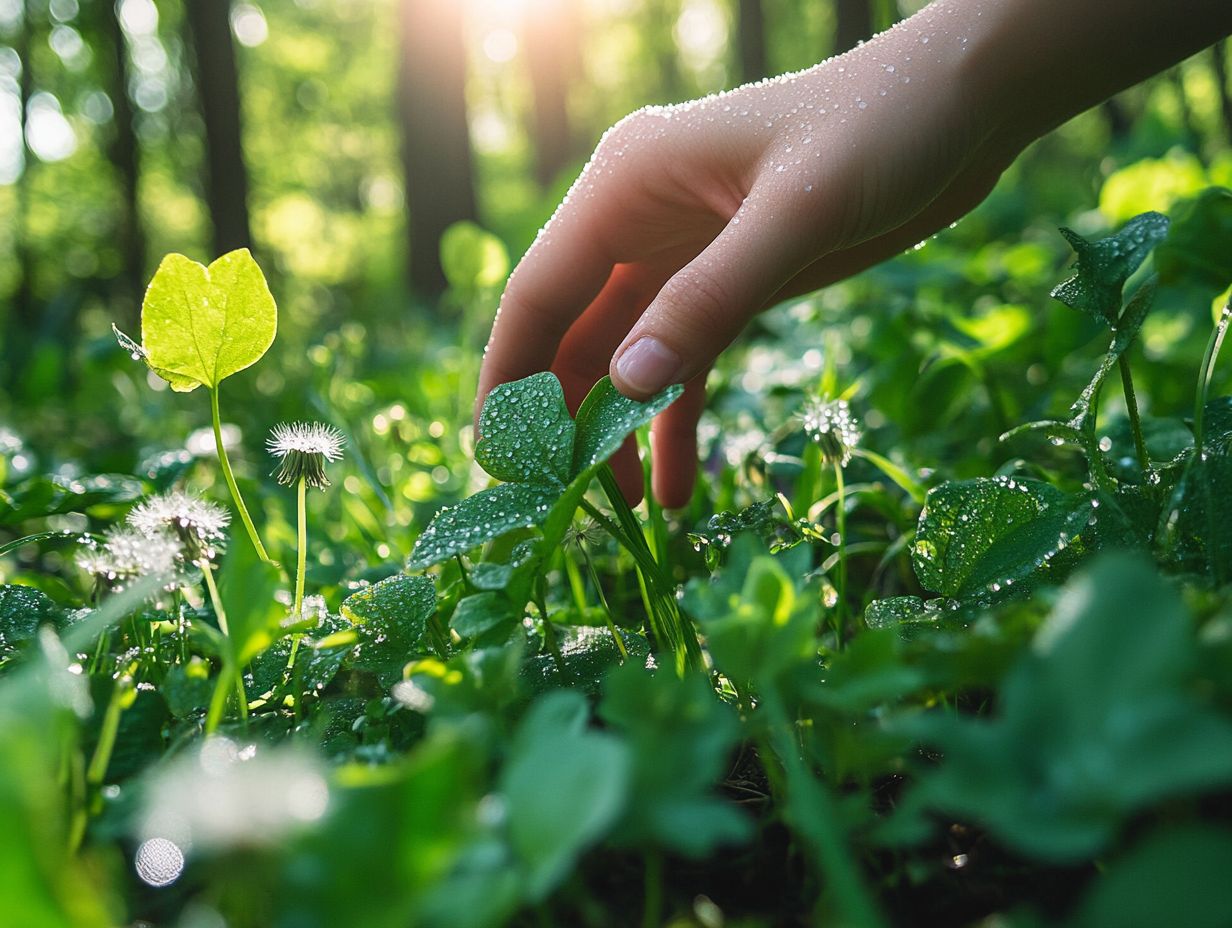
top-left (1154, 187), bottom-right (1232, 297)
top-left (342, 574), bottom-right (436, 685)
top-left (439, 221), bottom-right (510, 292)
top-left (0, 584), bottom-right (64, 655)
top-left (500, 691), bottom-right (629, 899)
top-left (450, 592), bottom-right (515, 641)
top-left (475, 372), bottom-right (574, 486)
top-left (912, 477), bottom-right (1098, 599)
top-left (571, 376), bottom-right (683, 476)
top-left (1068, 826), bottom-right (1232, 928)
top-left (1051, 212), bottom-right (1169, 325)
top-left (408, 483), bottom-right (561, 569)
top-left (894, 555), bottom-right (1232, 861)
top-left (140, 250), bottom-right (277, 392)
top-left (1158, 413), bottom-right (1232, 584)
top-left (0, 473), bottom-right (143, 526)
top-left (520, 626), bottom-right (651, 697)
top-left (410, 374), bottom-right (681, 573)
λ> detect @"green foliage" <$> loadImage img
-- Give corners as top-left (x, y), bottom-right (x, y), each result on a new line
top-left (342, 574), bottom-right (437, 685)
top-left (409, 374), bottom-right (681, 569)
top-left (889, 555), bottom-right (1232, 861)
top-left (911, 476), bottom-right (1095, 600)
top-left (500, 691), bottom-right (630, 900)
top-left (137, 250), bottom-right (278, 393)
top-left (1051, 212), bottom-right (1169, 325)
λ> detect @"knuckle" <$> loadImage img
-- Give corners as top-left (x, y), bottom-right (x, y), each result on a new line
top-left (657, 271), bottom-right (733, 337)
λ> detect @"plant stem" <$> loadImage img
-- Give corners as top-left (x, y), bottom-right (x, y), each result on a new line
top-left (642, 851), bottom-right (663, 928)
top-left (833, 459), bottom-right (848, 647)
top-left (86, 670), bottom-right (132, 785)
top-left (1194, 302), bottom-right (1231, 449)
top-left (210, 386), bottom-right (273, 564)
top-left (1117, 356), bottom-right (1150, 473)
top-left (581, 542), bottom-right (629, 661)
top-left (202, 562), bottom-right (247, 732)
top-left (294, 475), bottom-right (307, 618)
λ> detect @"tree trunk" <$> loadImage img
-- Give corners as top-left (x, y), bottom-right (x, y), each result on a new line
top-left (1212, 40), bottom-right (1232, 146)
top-left (105, 0), bottom-right (146, 314)
top-left (184, 0), bottom-right (252, 256)
top-left (835, 0), bottom-right (872, 54)
top-left (8, 0), bottom-right (36, 389)
top-left (397, 0), bottom-right (478, 298)
top-left (523, 0), bottom-right (578, 188)
top-left (736, 0), bottom-right (767, 83)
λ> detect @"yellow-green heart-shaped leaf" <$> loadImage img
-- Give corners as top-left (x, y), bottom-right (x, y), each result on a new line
top-left (141, 249), bottom-right (277, 392)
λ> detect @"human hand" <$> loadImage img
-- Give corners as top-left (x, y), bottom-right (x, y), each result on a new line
top-left (476, 0), bottom-right (1230, 508)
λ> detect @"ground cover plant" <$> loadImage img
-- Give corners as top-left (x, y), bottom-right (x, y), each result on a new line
top-left (1, 179), bottom-right (1231, 927)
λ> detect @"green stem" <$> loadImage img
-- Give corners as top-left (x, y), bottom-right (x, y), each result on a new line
top-left (294, 475), bottom-right (307, 618)
top-left (581, 542), bottom-right (629, 661)
top-left (86, 671), bottom-right (132, 785)
top-left (535, 583), bottom-right (568, 679)
top-left (202, 562), bottom-right (247, 732)
top-left (1194, 302), bottom-right (1231, 449)
top-left (210, 386), bottom-right (273, 564)
top-left (833, 460), bottom-right (848, 647)
top-left (1117, 356), bottom-right (1150, 473)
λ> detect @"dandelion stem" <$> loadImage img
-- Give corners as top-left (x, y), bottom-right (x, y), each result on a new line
top-left (580, 542), bottom-right (629, 661)
top-left (210, 386), bottom-right (273, 564)
top-left (201, 562), bottom-right (248, 732)
top-left (294, 475), bottom-right (307, 618)
top-left (833, 459), bottom-right (848, 647)
top-left (86, 668), bottom-right (132, 785)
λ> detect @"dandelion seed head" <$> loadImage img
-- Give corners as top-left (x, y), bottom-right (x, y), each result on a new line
top-left (128, 490), bottom-right (230, 564)
top-left (801, 398), bottom-right (862, 467)
top-left (77, 527), bottom-right (183, 587)
top-left (267, 422), bottom-right (345, 489)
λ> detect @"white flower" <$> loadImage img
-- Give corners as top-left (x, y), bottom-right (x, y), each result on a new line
top-left (77, 527), bottom-right (183, 587)
top-left (127, 490), bottom-right (229, 564)
top-left (266, 422), bottom-right (345, 489)
top-left (802, 398), bottom-right (862, 467)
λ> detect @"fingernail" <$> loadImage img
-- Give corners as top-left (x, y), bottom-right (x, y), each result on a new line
top-left (615, 337), bottom-right (681, 396)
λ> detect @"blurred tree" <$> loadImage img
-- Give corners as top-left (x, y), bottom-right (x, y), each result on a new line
top-left (1212, 41), bottom-right (1232, 144)
top-left (523, 0), bottom-right (580, 189)
top-left (644, 0), bottom-right (684, 103)
top-left (835, 0), bottom-right (871, 53)
top-left (99, 0), bottom-right (145, 311)
top-left (397, 0), bottom-right (477, 297)
top-left (7, 0), bottom-right (36, 389)
top-left (737, 0), bottom-right (768, 83)
top-left (184, 0), bottom-right (252, 255)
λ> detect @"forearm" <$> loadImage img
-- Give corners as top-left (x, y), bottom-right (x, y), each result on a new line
top-left (957, 0), bottom-right (1232, 152)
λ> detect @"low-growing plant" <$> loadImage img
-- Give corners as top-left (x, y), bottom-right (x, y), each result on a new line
top-left (1, 190), bottom-right (1231, 928)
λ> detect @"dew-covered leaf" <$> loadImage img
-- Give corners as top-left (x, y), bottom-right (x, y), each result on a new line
top-left (913, 477), bottom-right (1098, 600)
top-left (864, 596), bottom-right (931, 630)
top-left (342, 575), bottom-right (436, 685)
top-left (475, 372), bottom-right (574, 486)
top-left (500, 690), bottom-right (630, 899)
top-left (140, 249), bottom-right (277, 392)
top-left (408, 483), bottom-right (562, 569)
top-left (1157, 419), bottom-right (1232, 584)
top-left (520, 626), bottom-right (651, 697)
top-left (571, 376), bottom-right (683, 476)
top-left (1051, 212), bottom-right (1169, 325)
top-left (0, 584), bottom-right (64, 655)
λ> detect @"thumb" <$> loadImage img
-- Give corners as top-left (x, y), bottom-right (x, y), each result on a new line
top-left (610, 199), bottom-right (815, 399)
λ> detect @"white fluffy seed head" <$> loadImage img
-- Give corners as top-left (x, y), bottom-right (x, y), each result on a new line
top-left (127, 490), bottom-right (229, 564)
top-left (267, 422), bottom-right (345, 489)
top-left (802, 398), bottom-right (862, 467)
top-left (77, 527), bottom-right (183, 587)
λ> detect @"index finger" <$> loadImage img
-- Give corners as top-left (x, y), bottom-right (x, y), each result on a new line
top-left (476, 204), bottom-right (615, 427)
